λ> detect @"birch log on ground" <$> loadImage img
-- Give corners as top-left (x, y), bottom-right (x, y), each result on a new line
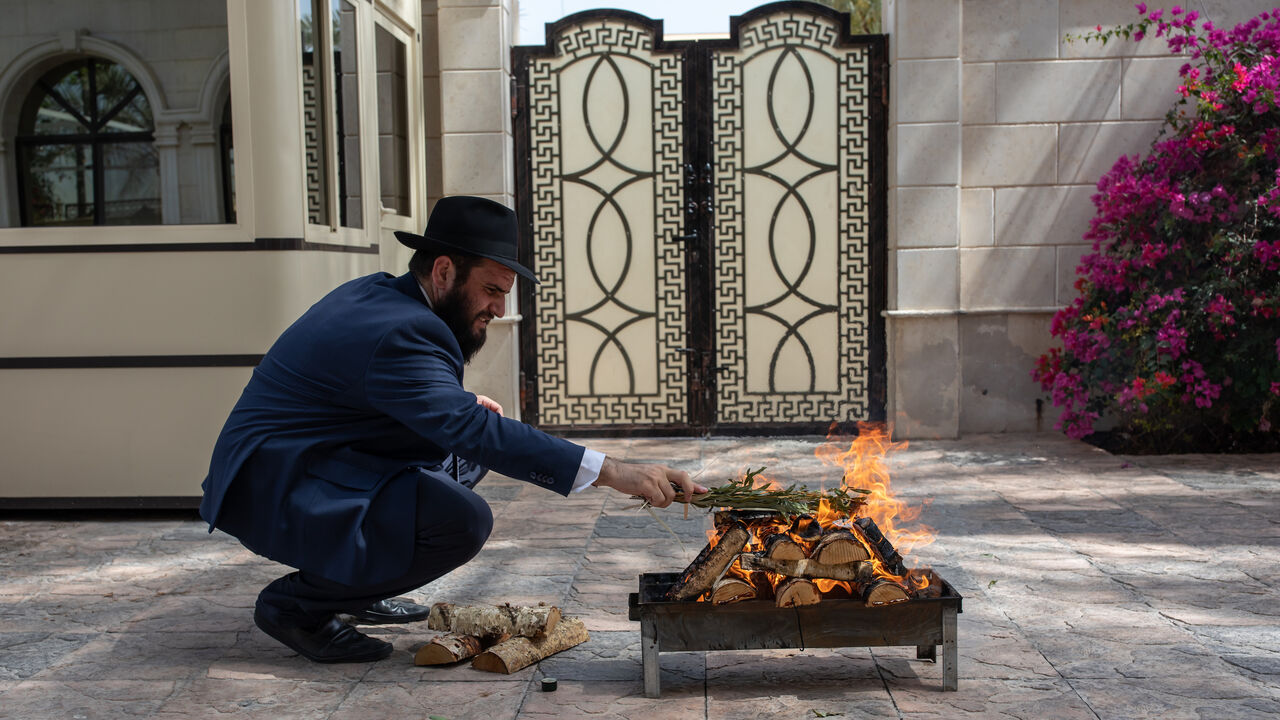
top-left (427, 603), bottom-right (560, 638)
top-left (414, 633), bottom-right (502, 665)
top-left (668, 521), bottom-right (750, 601)
top-left (738, 553), bottom-right (876, 583)
top-left (471, 618), bottom-right (590, 674)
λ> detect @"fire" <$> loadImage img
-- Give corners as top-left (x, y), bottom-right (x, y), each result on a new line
top-left (815, 422), bottom-right (935, 558)
top-left (700, 422), bottom-right (937, 603)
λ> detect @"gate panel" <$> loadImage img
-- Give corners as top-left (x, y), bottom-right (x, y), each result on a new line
top-left (515, 5), bottom-right (886, 434)
top-left (710, 10), bottom-right (884, 427)
top-left (520, 16), bottom-right (689, 430)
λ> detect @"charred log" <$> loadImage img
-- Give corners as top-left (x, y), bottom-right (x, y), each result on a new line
top-left (854, 517), bottom-right (907, 575)
top-left (714, 510), bottom-right (784, 529)
top-left (789, 515), bottom-right (825, 543)
top-left (668, 521), bottom-right (750, 601)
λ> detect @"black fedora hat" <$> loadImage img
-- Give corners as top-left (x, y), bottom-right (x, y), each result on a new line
top-left (394, 196), bottom-right (538, 284)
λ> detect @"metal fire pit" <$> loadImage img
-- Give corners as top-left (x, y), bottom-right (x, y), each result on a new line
top-left (628, 570), bottom-right (962, 697)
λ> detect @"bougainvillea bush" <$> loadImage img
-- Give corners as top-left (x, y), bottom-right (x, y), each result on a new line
top-left (1035, 4), bottom-right (1280, 450)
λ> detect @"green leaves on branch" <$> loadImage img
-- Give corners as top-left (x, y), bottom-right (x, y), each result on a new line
top-left (678, 466), bottom-right (870, 518)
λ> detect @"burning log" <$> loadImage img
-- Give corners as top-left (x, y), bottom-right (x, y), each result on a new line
top-left (427, 602), bottom-right (560, 639)
top-left (714, 510), bottom-right (783, 529)
top-left (854, 517), bottom-right (907, 575)
top-left (812, 529), bottom-right (870, 564)
top-left (738, 553), bottom-right (876, 583)
top-left (789, 515), bottom-right (825, 543)
top-left (710, 576), bottom-right (757, 605)
top-left (471, 618), bottom-right (590, 674)
top-left (668, 521), bottom-right (750, 601)
top-left (775, 578), bottom-right (821, 607)
top-left (763, 532), bottom-right (807, 561)
top-left (860, 580), bottom-right (911, 607)
top-left (414, 632), bottom-right (504, 665)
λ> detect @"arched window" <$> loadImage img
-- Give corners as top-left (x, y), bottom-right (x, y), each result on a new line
top-left (14, 57), bottom-right (160, 226)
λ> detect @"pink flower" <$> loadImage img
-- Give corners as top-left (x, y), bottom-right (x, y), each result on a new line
top-left (1135, 2), bottom-right (1147, 14)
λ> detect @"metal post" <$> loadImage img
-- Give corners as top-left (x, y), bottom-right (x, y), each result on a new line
top-left (941, 605), bottom-right (958, 691)
top-left (641, 616), bottom-right (660, 698)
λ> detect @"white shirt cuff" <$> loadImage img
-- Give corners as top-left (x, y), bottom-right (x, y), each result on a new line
top-left (571, 449), bottom-right (606, 493)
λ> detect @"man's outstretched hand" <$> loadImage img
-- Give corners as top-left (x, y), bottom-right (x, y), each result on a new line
top-left (592, 457), bottom-right (708, 508)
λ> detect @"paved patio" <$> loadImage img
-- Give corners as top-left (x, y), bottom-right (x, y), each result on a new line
top-left (1, 433), bottom-right (1277, 719)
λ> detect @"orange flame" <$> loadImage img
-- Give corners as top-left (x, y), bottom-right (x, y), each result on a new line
top-left (815, 422), bottom-right (935, 557)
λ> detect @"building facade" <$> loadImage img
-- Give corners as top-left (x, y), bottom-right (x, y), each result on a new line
top-left (0, 0), bottom-right (1271, 502)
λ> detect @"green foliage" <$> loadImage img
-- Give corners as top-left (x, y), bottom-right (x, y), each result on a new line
top-left (809, 0), bottom-right (881, 34)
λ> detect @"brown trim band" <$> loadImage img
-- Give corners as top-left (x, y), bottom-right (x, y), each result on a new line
top-left (0, 497), bottom-right (200, 510)
top-left (0, 238), bottom-right (380, 254)
top-left (0, 355), bottom-right (263, 369)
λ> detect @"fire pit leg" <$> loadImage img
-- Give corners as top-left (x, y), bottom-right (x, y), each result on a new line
top-left (641, 616), bottom-right (660, 698)
top-left (941, 605), bottom-right (958, 691)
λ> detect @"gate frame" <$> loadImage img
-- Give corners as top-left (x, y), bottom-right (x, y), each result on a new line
top-left (512, 2), bottom-right (888, 437)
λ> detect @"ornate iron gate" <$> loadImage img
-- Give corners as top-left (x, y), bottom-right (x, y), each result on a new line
top-left (514, 3), bottom-right (886, 435)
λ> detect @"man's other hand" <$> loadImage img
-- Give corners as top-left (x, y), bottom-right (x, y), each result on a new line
top-left (592, 457), bottom-right (708, 508)
top-left (475, 394), bottom-right (503, 415)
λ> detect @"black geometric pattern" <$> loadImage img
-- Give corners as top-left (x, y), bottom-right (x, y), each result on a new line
top-left (530, 21), bottom-right (687, 426)
top-left (302, 61), bottom-right (325, 225)
top-left (712, 13), bottom-right (872, 423)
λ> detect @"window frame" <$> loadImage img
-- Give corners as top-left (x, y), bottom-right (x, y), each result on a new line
top-left (302, 0), bottom-right (371, 245)
top-left (13, 57), bottom-right (160, 228)
top-left (371, 10), bottom-right (420, 233)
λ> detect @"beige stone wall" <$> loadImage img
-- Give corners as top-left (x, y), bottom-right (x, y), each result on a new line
top-left (885, 0), bottom-right (1278, 438)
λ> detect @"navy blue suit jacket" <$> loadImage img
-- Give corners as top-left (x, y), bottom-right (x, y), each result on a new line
top-left (200, 271), bottom-right (584, 585)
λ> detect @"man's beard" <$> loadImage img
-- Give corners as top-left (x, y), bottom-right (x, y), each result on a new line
top-left (435, 285), bottom-right (489, 363)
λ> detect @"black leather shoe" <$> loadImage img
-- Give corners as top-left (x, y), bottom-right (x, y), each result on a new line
top-left (349, 597), bottom-right (432, 625)
top-left (254, 610), bottom-right (393, 663)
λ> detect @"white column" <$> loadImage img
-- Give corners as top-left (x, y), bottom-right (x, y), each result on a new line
top-left (153, 122), bottom-right (182, 225)
top-left (228, 0), bottom-right (307, 238)
top-left (190, 127), bottom-right (222, 223)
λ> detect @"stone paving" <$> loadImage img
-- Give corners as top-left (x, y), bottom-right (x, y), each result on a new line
top-left (1, 433), bottom-right (1278, 719)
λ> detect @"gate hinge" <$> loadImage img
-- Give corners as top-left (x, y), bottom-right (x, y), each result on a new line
top-left (881, 62), bottom-right (890, 108)
top-left (511, 76), bottom-right (524, 119)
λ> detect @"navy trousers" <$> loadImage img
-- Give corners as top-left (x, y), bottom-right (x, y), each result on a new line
top-left (251, 457), bottom-right (491, 629)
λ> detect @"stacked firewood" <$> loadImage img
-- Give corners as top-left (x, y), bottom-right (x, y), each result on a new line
top-left (667, 513), bottom-right (912, 608)
top-left (413, 602), bottom-right (588, 672)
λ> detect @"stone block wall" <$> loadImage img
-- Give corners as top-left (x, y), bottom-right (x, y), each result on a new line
top-left (430, 0), bottom-right (523, 418)
top-left (885, 0), bottom-right (1278, 437)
